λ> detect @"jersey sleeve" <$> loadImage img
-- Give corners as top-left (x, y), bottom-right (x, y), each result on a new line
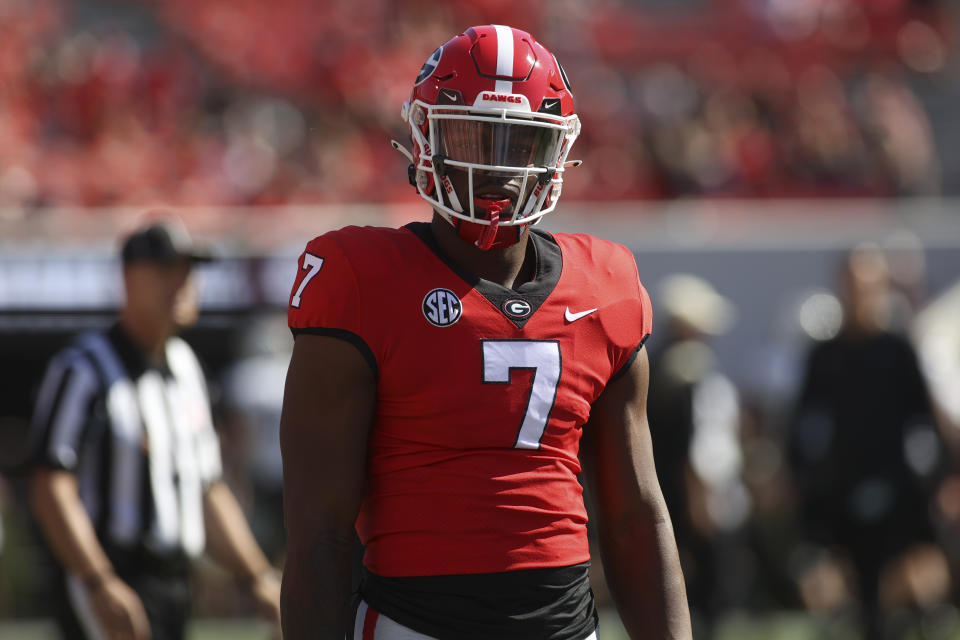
top-left (287, 234), bottom-right (377, 376)
top-left (609, 251), bottom-right (654, 382)
top-left (29, 348), bottom-right (102, 471)
top-left (637, 278), bottom-right (653, 340)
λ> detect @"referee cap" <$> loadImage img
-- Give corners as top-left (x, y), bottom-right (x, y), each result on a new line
top-left (121, 218), bottom-right (213, 265)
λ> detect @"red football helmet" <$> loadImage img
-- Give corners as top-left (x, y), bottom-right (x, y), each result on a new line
top-left (394, 25), bottom-right (581, 250)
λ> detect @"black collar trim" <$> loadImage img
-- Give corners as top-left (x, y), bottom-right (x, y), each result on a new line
top-left (405, 222), bottom-right (562, 329)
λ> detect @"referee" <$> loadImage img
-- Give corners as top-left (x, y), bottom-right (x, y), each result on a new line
top-left (28, 220), bottom-right (281, 640)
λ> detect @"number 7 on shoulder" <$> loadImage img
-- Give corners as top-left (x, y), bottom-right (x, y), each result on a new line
top-left (290, 253), bottom-right (324, 308)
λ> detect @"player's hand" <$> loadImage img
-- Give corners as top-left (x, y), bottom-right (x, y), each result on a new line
top-left (88, 574), bottom-right (152, 640)
top-left (249, 570), bottom-right (282, 635)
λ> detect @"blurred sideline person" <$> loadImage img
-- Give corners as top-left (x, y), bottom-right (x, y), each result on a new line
top-left (646, 275), bottom-right (749, 636)
top-left (28, 220), bottom-right (281, 640)
top-left (788, 244), bottom-right (949, 640)
top-left (911, 278), bottom-right (960, 614)
top-left (280, 25), bottom-right (691, 640)
top-left (913, 278), bottom-right (960, 447)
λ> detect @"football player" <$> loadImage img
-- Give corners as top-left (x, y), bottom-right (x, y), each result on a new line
top-left (280, 25), bottom-right (692, 640)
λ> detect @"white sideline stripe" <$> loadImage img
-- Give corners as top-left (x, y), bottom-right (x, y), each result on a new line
top-left (66, 574), bottom-right (109, 640)
top-left (493, 24), bottom-right (513, 94)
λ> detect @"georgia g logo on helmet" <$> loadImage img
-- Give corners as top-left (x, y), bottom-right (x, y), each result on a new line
top-left (415, 47), bottom-right (442, 86)
top-left (393, 25), bottom-right (582, 252)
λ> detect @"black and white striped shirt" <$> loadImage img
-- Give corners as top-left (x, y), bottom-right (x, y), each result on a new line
top-left (30, 323), bottom-right (222, 558)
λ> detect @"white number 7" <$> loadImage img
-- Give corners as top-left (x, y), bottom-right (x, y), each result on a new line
top-left (290, 253), bottom-right (324, 308)
top-left (482, 340), bottom-right (561, 449)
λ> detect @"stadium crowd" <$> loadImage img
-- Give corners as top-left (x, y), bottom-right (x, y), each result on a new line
top-left (0, 0), bottom-right (952, 213)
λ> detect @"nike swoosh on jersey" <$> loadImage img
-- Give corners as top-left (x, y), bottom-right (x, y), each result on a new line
top-left (565, 307), bottom-right (598, 322)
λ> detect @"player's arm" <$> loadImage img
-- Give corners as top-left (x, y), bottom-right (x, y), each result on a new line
top-left (581, 348), bottom-right (692, 640)
top-left (279, 333), bottom-right (376, 640)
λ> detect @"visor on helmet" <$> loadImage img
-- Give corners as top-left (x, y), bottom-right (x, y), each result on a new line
top-left (436, 117), bottom-right (563, 171)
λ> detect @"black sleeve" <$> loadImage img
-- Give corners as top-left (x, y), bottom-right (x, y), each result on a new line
top-left (29, 349), bottom-right (102, 471)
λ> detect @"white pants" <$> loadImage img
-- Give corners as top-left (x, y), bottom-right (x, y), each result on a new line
top-left (353, 600), bottom-right (599, 640)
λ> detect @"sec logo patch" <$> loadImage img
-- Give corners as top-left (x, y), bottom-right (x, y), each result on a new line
top-left (423, 288), bottom-right (462, 327)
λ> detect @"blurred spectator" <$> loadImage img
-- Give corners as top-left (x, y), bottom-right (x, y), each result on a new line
top-left (912, 277), bottom-right (960, 599)
top-left (856, 71), bottom-right (941, 197)
top-left (913, 278), bottom-right (960, 440)
top-left (788, 243), bottom-right (949, 640)
top-left (0, 0), bottom-right (951, 210)
top-left (647, 274), bottom-right (750, 636)
top-left (882, 230), bottom-right (928, 330)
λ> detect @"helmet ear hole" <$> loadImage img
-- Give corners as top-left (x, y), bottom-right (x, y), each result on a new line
top-left (411, 104), bottom-right (426, 126)
top-left (416, 168), bottom-right (433, 194)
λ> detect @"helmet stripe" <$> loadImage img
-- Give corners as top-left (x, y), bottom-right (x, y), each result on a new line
top-left (493, 24), bottom-right (513, 94)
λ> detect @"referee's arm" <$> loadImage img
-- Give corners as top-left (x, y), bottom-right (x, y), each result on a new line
top-left (203, 481), bottom-right (281, 626)
top-left (29, 352), bottom-right (150, 640)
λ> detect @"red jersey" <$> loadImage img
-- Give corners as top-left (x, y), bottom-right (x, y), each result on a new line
top-left (288, 222), bottom-right (652, 577)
